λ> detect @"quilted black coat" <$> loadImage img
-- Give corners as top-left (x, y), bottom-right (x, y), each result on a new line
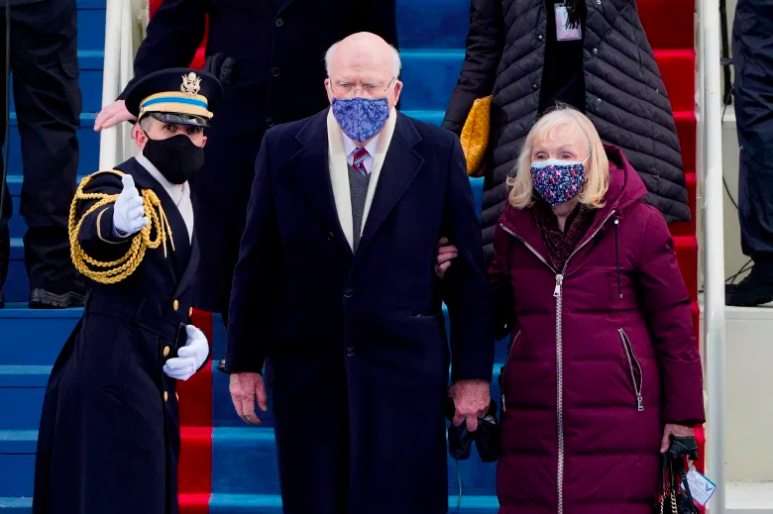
top-left (443, 0), bottom-right (690, 261)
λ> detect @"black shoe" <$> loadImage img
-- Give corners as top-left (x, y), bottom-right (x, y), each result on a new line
top-left (29, 288), bottom-right (86, 309)
top-left (217, 355), bottom-right (227, 373)
top-left (725, 263), bottom-right (773, 306)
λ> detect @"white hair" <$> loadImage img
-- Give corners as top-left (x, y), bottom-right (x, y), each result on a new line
top-left (324, 40), bottom-right (402, 78)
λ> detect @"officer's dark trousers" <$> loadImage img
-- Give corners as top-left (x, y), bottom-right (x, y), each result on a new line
top-left (733, 0), bottom-right (773, 264)
top-left (0, 0), bottom-right (81, 293)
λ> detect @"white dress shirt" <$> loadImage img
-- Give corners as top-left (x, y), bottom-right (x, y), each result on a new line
top-left (342, 132), bottom-right (380, 173)
top-left (136, 151), bottom-right (194, 242)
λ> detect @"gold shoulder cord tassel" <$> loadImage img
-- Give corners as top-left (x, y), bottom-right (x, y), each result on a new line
top-left (69, 170), bottom-right (175, 285)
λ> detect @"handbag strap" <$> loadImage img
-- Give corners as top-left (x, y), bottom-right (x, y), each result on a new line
top-left (664, 449), bottom-right (699, 514)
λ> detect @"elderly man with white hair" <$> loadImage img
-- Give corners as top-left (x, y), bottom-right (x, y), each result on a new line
top-left (226, 32), bottom-right (495, 514)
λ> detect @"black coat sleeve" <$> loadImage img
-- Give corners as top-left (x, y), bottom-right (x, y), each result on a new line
top-left (441, 135), bottom-right (495, 382)
top-left (357, 0), bottom-right (399, 49)
top-left (75, 174), bottom-right (134, 263)
top-left (225, 131), bottom-right (281, 374)
top-left (442, 0), bottom-right (505, 134)
top-left (119, 0), bottom-right (209, 99)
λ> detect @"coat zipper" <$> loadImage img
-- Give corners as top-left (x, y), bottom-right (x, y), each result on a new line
top-left (500, 330), bottom-right (522, 413)
top-left (618, 328), bottom-right (644, 411)
top-left (500, 209), bottom-right (615, 514)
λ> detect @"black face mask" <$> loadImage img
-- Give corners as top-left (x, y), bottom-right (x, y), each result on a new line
top-left (143, 132), bottom-right (205, 184)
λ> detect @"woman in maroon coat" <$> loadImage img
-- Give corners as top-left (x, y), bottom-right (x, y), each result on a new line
top-left (439, 107), bottom-right (704, 512)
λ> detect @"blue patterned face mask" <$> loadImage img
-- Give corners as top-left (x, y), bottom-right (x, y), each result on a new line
top-left (331, 97), bottom-right (390, 143)
top-left (530, 159), bottom-right (586, 206)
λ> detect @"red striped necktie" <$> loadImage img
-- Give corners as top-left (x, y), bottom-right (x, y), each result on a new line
top-left (352, 147), bottom-right (370, 176)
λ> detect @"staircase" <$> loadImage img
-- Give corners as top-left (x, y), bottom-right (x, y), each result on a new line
top-left (0, 0), bottom-right (723, 511)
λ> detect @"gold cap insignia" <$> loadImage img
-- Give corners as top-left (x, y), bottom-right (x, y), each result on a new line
top-left (181, 72), bottom-right (202, 96)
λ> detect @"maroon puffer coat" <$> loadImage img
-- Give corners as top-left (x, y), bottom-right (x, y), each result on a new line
top-left (490, 146), bottom-right (705, 513)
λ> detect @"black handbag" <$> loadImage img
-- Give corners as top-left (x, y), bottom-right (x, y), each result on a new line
top-left (655, 436), bottom-right (700, 514)
top-left (445, 398), bottom-right (500, 463)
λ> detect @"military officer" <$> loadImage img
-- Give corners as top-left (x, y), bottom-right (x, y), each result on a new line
top-left (32, 68), bottom-right (221, 514)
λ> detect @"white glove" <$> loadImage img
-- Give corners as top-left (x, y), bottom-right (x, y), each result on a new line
top-left (163, 325), bottom-right (210, 381)
top-left (113, 175), bottom-right (149, 237)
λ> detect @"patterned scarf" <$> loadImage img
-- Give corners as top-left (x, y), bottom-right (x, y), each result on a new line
top-left (532, 199), bottom-right (597, 272)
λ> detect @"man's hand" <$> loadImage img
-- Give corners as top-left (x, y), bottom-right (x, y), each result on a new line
top-left (113, 175), bottom-right (149, 237)
top-left (449, 379), bottom-right (490, 432)
top-left (435, 237), bottom-right (459, 279)
top-left (660, 423), bottom-right (695, 454)
top-left (163, 325), bottom-right (210, 381)
top-left (229, 372), bottom-right (268, 425)
top-left (94, 100), bottom-right (135, 131)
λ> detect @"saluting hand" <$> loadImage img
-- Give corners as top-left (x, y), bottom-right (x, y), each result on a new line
top-left (94, 100), bottom-right (135, 131)
top-left (113, 175), bottom-right (149, 237)
top-left (230, 372), bottom-right (268, 425)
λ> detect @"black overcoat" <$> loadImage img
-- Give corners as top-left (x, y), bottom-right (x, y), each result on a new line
top-left (124, 0), bottom-right (399, 312)
top-left (32, 158), bottom-right (199, 514)
top-left (226, 110), bottom-right (495, 514)
top-left (443, 0), bottom-right (690, 262)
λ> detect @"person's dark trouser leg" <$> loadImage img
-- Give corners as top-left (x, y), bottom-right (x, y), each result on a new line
top-left (0, 11), bottom-right (9, 302)
top-left (728, 0), bottom-right (773, 306)
top-left (11, 0), bottom-right (83, 303)
top-left (0, 185), bottom-right (9, 299)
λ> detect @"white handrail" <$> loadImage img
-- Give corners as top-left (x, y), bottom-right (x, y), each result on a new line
top-left (99, 0), bottom-right (122, 170)
top-left (99, 0), bottom-right (137, 170)
top-left (119, 0), bottom-right (137, 162)
top-left (699, 0), bottom-right (726, 511)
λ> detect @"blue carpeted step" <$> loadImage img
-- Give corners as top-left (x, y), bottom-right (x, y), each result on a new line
top-left (0, 422), bottom-right (502, 498)
top-left (0, 497), bottom-right (31, 512)
top-left (400, 50), bottom-right (464, 111)
top-left (0, 367), bottom-right (49, 432)
top-left (209, 494), bottom-right (499, 513)
top-left (0, 307), bottom-right (78, 431)
top-left (0, 307), bottom-right (81, 365)
top-left (396, 0), bottom-right (470, 49)
top-left (211, 427), bottom-right (498, 497)
top-left (0, 495), bottom-right (500, 513)
top-left (403, 110), bottom-right (445, 126)
top-left (0, 431), bottom-right (36, 498)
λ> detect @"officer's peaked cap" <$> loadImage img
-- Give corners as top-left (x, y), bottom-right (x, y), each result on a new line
top-left (125, 68), bottom-right (223, 128)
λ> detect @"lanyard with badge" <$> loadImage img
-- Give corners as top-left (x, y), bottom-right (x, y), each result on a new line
top-left (554, 3), bottom-right (583, 41)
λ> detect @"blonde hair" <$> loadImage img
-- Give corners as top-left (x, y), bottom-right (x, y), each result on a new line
top-left (507, 106), bottom-right (609, 209)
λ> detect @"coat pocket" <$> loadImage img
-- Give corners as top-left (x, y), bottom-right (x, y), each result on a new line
top-left (618, 328), bottom-right (644, 412)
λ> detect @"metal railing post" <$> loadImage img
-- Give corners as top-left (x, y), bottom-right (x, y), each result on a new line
top-left (699, 0), bottom-right (727, 510)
